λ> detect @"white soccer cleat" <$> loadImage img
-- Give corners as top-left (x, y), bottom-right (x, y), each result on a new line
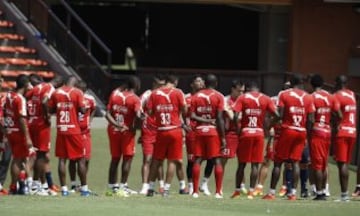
top-left (200, 183), bottom-right (211, 196)
top-left (192, 193), bottom-right (199, 198)
top-left (215, 193), bottom-right (223, 199)
top-left (124, 187), bottom-right (138, 195)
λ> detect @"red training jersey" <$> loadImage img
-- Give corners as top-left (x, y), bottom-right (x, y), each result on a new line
top-left (107, 89), bottom-right (141, 132)
top-left (147, 87), bottom-right (186, 131)
top-left (190, 88), bottom-right (225, 136)
top-left (3, 91), bottom-right (28, 133)
top-left (277, 88), bottom-right (315, 132)
top-left (78, 93), bottom-right (96, 133)
top-left (311, 89), bottom-right (338, 138)
top-left (232, 91), bottom-right (277, 137)
top-left (48, 86), bottom-right (85, 135)
top-left (333, 89), bottom-right (357, 138)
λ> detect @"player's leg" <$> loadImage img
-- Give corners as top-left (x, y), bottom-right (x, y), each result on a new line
top-left (68, 159), bottom-right (78, 192)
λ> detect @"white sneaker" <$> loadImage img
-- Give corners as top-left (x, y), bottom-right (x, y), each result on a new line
top-left (139, 188), bottom-right (148, 195)
top-left (124, 186), bottom-right (138, 195)
top-left (200, 183), bottom-right (211, 196)
top-left (215, 193), bottom-right (223, 199)
top-left (114, 188), bottom-right (129, 197)
top-left (334, 195), bottom-right (350, 202)
top-left (188, 186), bottom-right (194, 195)
top-left (34, 188), bottom-right (49, 196)
top-left (192, 193), bottom-right (199, 198)
top-left (324, 189), bottom-right (331, 197)
top-left (47, 189), bottom-right (58, 196)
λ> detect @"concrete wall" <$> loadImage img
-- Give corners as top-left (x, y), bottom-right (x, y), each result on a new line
top-left (289, 0), bottom-right (360, 92)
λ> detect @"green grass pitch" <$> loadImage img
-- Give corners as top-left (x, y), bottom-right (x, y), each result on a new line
top-left (1, 125), bottom-right (360, 216)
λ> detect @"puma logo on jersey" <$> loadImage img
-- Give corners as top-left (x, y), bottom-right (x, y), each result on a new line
top-left (57, 88), bottom-right (74, 101)
top-left (155, 90), bottom-right (172, 103)
top-left (197, 92), bottom-right (214, 104)
top-left (244, 93), bottom-right (262, 106)
top-left (314, 93), bottom-right (329, 106)
top-left (114, 90), bottom-right (128, 105)
top-left (289, 91), bottom-right (306, 106)
top-left (340, 91), bottom-right (355, 102)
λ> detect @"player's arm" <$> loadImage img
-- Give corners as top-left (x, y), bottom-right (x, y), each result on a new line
top-left (105, 110), bottom-right (121, 129)
top-left (233, 111), bottom-right (241, 135)
top-left (190, 113), bottom-right (216, 125)
top-left (19, 115), bottom-right (34, 153)
top-left (216, 109), bottom-right (226, 150)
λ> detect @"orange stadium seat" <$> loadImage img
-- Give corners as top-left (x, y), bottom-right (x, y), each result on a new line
top-left (1, 81), bottom-right (16, 89)
top-left (0, 46), bottom-right (36, 54)
top-left (0, 33), bottom-right (24, 40)
top-left (0, 20), bottom-right (14, 28)
top-left (0, 58), bottom-right (47, 66)
top-left (0, 70), bottom-right (55, 79)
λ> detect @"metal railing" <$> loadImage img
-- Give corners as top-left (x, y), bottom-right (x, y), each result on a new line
top-left (9, 0), bottom-right (114, 103)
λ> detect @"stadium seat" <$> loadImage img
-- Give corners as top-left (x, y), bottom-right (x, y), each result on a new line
top-left (1, 81), bottom-right (16, 89)
top-left (0, 33), bottom-right (24, 40)
top-left (0, 46), bottom-right (36, 54)
top-left (0, 20), bottom-right (14, 28)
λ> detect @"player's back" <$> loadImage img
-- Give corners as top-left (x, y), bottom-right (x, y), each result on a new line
top-left (4, 91), bottom-right (26, 130)
top-left (334, 88), bottom-right (357, 137)
top-left (278, 88), bottom-right (313, 130)
top-left (148, 87), bottom-right (185, 129)
top-left (192, 88), bottom-right (223, 120)
top-left (50, 86), bottom-right (83, 134)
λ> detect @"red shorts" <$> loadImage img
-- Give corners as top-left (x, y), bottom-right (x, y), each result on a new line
top-left (7, 131), bottom-right (29, 159)
top-left (185, 131), bottom-right (196, 161)
top-left (141, 127), bottom-right (156, 156)
top-left (275, 128), bottom-right (306, 162)
top-left (193, 134), bottom-right (221, 159)
top-left (310, 135), bottom-right (330, 171)
top-left (222, 131), bottom-right (238, 158)
top-left (82, 132), bottom-right (92, 160)
top-left (29, 125), bottom-right (51, 152)
top-left (333, 136), bottom-right (356, 163)
top-left (237, 135), bottom-right (264, 163)
top-left (153, 128), bottom-right (183, 160)
top-left (55, 134), bottom-right (85, 160)
top-left (108, 129), bottom-right (135, 158)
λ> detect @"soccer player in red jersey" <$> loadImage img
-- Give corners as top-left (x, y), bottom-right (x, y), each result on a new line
top-left (4, 75), bottom-right (35, 194)
top-left (308, 74), bottom-right (340, 200)
top-left (48, 76), bottom-right (88, 196)
top-left (231, 81), bottom-right (279, 199)
top-left (263, 74), bottom-right (315, 200)
top-left (26, 74), bottom-right (63, 195)
top-left (332, 75), bottom-right (357, 201)
top-left (190, 74), bottom-right (226, 199)
top-left (106, 76), bottom-right (141, 196)
top-left (139, 75), bottom-right (165, 195)
top-left (222, 80), bottom-right (246, 195)
top-left (184, 75), bottom-right (205, 195)
top-left (146, 74), bottom-right (187, 197)
top-left (68, 81), bottom-right (96, 193)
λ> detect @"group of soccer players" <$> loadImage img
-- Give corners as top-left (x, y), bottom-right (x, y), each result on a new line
top-left (102, 71), bottom-right (359, 202)
top-left (0, 72), bottom-right (359, 202)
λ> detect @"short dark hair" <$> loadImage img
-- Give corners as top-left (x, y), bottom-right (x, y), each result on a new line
top-left (204, 74), bottom-right (217, 88)
top-left (310, 74), bottom-right (324, 88)
top-left (191, 74), bottom-right (203, 82)
top-left (16, 74), bottom-right (29, 90)
top-left (335, 75), bottom-right (347, 86)
top-left (231, 80), bottom-right (244, 88)
top-left (165, 74), bottom-right (178, 84)
top-left (29, 73), bottom-right (43, 86)
top-left (126, 75), bottom-right (141, 91)
top-left (75, 80), bottom-right (87, 92)
top-left (246, 81), bottom-right (258, 90)
top-left (290, 74), bottom-right (304, 87)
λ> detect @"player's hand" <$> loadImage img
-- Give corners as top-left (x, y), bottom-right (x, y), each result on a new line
top-left (220, 138), bottom-right (227, 151)
top-left (28, 146), bottom-right (38, 157)
top-left (119, 125), bottom-right (129, 132)
top-left (182, 124), bottom-right (191, 133)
